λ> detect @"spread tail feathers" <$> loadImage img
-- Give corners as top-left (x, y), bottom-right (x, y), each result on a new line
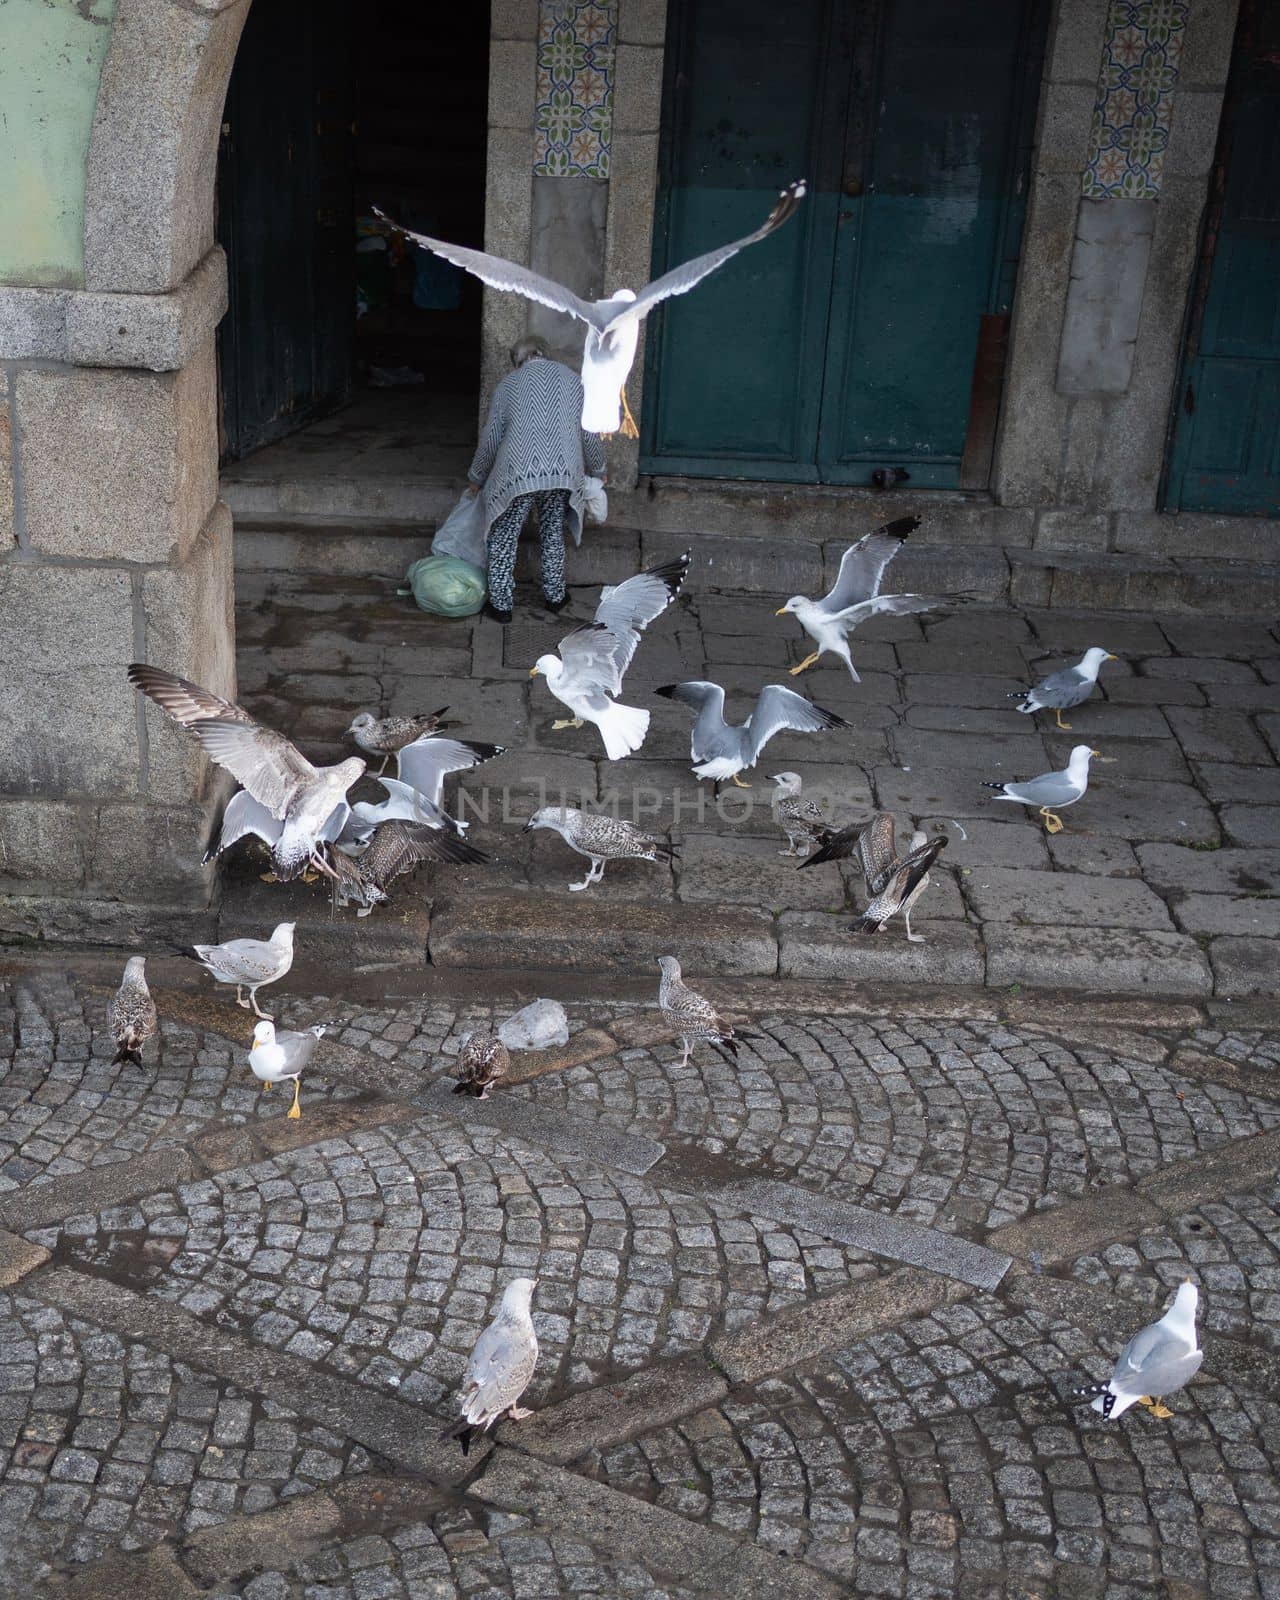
top-left (594, 701), bottom-right (649, 762)
top-left (439, 1419), bottom-right (477, 1456)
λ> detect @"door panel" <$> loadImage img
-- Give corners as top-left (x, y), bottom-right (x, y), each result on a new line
top-left (1166, 5), bottom-right (1280, 516)
top-left (641, 0), bottom-right (1045, 486)
top-left (217, 0), bottom-right (354, 462)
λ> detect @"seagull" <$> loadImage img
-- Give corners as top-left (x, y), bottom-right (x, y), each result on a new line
top-left (1073, 1281), bottom-right (1203, 1420)
top-left (347, 708), bottom-right (453, 774)
top-left (452, 1031), bottom-right (510, 1099)
top-left (803, 814), bottom-right (946, 942)
top-left (657, 955), bottom-right (741, 1068)
top-left (374, 182), bottom-right (805, 437)
top-left (775, 517), bottom-right (969, 682)
top-left (329, 820), bottom-right (488, 917)
top-left (338, 736), bottom-right (504, 850)
top-left (128, 665), bottom-right (364, 882)
top-left (108, 956), bottom-right (157, 1069)
top-left (248, 1020), bottom-right (326, 1119)
top-left (441, 1277), bottom-right (540, 1456)
top-left (524, 805), bottom-right (675, 892)
top-left (183, 922), bottom-right (295, 1019)
top-left (984, 744), bottom-right (1098, 834)
top-left (1010, 648), bottom-right (1117, 731)
top-left (768, 772), bottom-right (827, 857)
top-left (655, 681), bottom-right (850, 787)
top-left (530, 556), bottom-right (688, 761)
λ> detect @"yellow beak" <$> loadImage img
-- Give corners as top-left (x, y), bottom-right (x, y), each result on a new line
top-left (1090, 748), bottom-right (1101, 757)
top-left (1105, 653), bottom-right (1118, 661)
top-left (529, 666), bottom-right (540, 678)
top-left (775, 606), bottom-right (787, 616)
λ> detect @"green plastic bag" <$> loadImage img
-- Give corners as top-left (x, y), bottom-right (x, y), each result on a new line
top-left (399, 554), bottom-right (487, 618)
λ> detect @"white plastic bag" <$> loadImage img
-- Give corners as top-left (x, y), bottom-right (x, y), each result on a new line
top-left (582, 476), bottom-right (608, 526)
top-left (432, 490), bottom-right (488, 567)
top-left (498, 999), bottom-right (570, 1052)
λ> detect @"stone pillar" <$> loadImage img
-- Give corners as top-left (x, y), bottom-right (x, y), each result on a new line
top-left (0, 0), bottom-right (248, 944)
top-left (995, 0), bottom-right (1238, 545)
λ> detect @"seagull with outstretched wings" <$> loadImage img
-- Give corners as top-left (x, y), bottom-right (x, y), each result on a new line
top-left (655, 680), bottom-right (850, 787)
top-left (803, 812), bottom-right (947, 942)
top-left (776, 516), bottom-right (970, 682)
top-left (127, 664), bottom-right (364, 882)
top-left (373, 182), bottom-right (805, 437)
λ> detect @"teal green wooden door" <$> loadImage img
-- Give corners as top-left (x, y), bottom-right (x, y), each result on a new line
top-left (641, 0), bottom-right (1044, 486)
top-left (1166, 9), bottom-right (1280, 517)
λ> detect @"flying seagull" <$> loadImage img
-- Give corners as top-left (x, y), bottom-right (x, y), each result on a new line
top-left (329, 819), bottom-right (487, 917)
top-left (441, 1277), bottom-right (540, 1456)
top-left (984, 744), bottom-right (1098, 834)
top-left (775, 517), bottom-right (969, 681)
top-left (768, 772), bottom-right (827, 857)
top-left (452, 1031), bottom-right (510, 1099)
top-left (803, 813), bottom-right (946, 942)
top-left (108, 956), bottom-right (157, 1069)
top-left (338, 736), bottom-right (504, 850)
top-left (184, 921), bottom-right (295, 1019)
top-left (531, 555), bottom-right (688, 761)
top-left (248, 1020), bottom-right (326, 1119)
top-left (347, 707), bottom-right (453, 773)
top-left (128, 664), bottom-right (364, 881)
top-left (1010, 647), bottom-right (1117, 731)
top-left (524, 805), bottom-right (675, 892)
top-left (657, 955), bottom-right (742, 1068)
top-left (1073, 1281), bottom-right (1202, 1420)
top-left (655, 681), bottom-right (850, 787)
top-left (374, 183), bottom-right (805, 437)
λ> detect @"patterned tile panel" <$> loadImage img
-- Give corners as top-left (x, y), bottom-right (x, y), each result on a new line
top-left (535, 1), bottom-right (617, 178)
top-left (1083, 0), bottom-right (1190, 198)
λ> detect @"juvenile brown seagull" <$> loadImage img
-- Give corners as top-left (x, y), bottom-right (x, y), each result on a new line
top-left (452, 1031), bottom-right (510, 1099)
top-left (657, 955), bottom-right (741, 1068)
top-left (768, 772), bottom-right (827, 857)
top-left (109, 956), bottom-right (157, 1069)
top-left (346, 708), bottom-right (452, 773)
top-left (805, 813), bottom-right (946, 942)
top-left (524, 805), bottom-right (675, 892)
top-left (329, 820), bottom-right (488, 917)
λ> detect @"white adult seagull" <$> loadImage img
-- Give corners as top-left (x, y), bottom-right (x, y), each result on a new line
top-left (128, 665), bottom-right (364, 882)
top-left (775, 516), bottom-right (967, 682)
top-left (655, 681), bottom-right (851, 787)
top-left (983, 744), bottom-right (1098, 834)
top-left (337, 735), bottom-right (504, 850)
top-left (530, 555), bottom-right (688, 761)
top-left (374, 183), bottom-right (805, 436)
top-left (1073, 1281), bottom-right (1203, 1420)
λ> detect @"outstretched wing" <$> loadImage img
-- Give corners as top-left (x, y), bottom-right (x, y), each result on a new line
top-left (130, 664), bottom-right (316, 818)
top-left (857, 812), bottom-right (899, 896)
top-left (611, 181), bottom-right (806, 329)
top-left (396, 736), bottom-right (504, 808)
top-left (877, 834), bottom-right (947, 914)
top-left (373, 207), bottom-right (605, 329)
top-left (594, 555), bottom-right (689, 679)
top-left (557, 623), bottom-right (628, 698)
top-left (745, 686), bottom-right (850, 761)
top-left (817, 518), bottom-right (920, 613)
top-left (363, 821), bottom-right (488, 887)
top-left (205, 790), bottom-right (282, 864)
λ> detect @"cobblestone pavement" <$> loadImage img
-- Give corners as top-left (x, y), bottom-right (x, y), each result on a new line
top-left (223, 568), bottom-right (1280, 999)
top-left (1, 961), bottom-right (1279, 1598)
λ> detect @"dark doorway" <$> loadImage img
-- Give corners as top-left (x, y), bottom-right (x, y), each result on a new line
top-left (1165, 0), bottom-right (1280, 517)
top-left (216, 0), bottom-right (490, 464)
top-left (640, 0), bottom-right (1047, 487)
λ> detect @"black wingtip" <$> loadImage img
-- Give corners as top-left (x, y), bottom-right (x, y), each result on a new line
top-left (882, 515), bottom-right (921, 539)
top-left (451, 1080), bottom-right (469, 1095)
top-left (653, 685), bottom-right (678, 700)
top-left (848, 917), bottom-right (879, 937)
top-left (763, 179), bottom-right (807, 233)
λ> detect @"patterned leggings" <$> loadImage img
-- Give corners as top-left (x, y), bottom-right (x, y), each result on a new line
top-left (486, 490), bottom-right (568, 610)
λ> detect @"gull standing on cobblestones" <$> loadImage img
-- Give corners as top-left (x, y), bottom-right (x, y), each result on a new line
top-left (249, 1020), bottom-right (326, 1119)
top-left (346, 708), bottom-right (452, 773)
top-left (984, 744), bottom-right (1098, 834)
top-left (452, 1031), bottom-right (510, 1098)
top-left (530, 556), bottom-right (689, 760)
top-left (376, 182), bottom-right (804, 436)
top-left (657, 955), bottom-right (741, 1067)
top-left (774, 516), bottom-right (965, 682)
top-left (108, 956), bottom-right (157, 1068)
top-left (768, 772), bottom-right (827, 856)
top-left (1010, 647), bottom-right (1116, 731)
top-left (128, 664), bottom-right (364, 882)
top-left (524, 805), bottom-right (675, 891)
top-left (443, 1277), bottom-right (539, 1455)
top-left (803, 813), bottom-right (945, 941)
top-left (656, 681), bottom-right (850, 787)
top-left (184, 921), bottom-right (295, 1019)
top-left (1073, 1281), bottom-right (1203, 1420)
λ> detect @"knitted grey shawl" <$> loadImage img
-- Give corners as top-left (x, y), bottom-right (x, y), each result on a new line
top-left (469, 357), bottom-right (607, 546)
